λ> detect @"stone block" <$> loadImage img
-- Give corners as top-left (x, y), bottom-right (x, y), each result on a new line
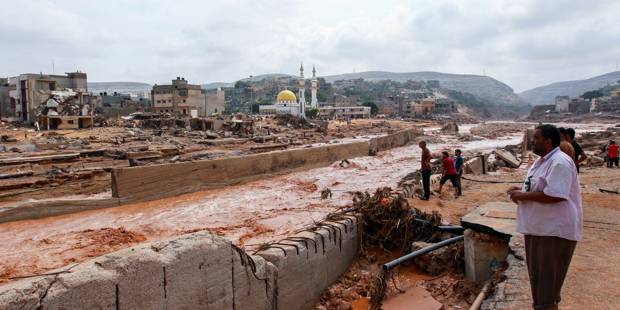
top-left (233, 252), bottom-right (277, 310)
top-left (464, 229), bottom-right (510, 283)
top-left (41, 264), bottom-right (118, 309)
top-left (94, 246), bottom-right (166, 310)
top-left (0, 276), bottom-right (55, 309)
top-left (155, 232), bottom-right (234, 309)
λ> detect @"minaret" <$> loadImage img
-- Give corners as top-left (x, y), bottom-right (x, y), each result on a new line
top-left (298, 62), bottom-right (306, 117)
top-left (311, 65), bottom-right (318, 108)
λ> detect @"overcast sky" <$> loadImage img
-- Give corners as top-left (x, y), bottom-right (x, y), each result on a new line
top-left (1, 0), bottom-right (619, 92)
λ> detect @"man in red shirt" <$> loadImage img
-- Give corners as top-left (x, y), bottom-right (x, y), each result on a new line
top-left (608, 140), bottom-right (619, 168)
top-left (438, 151), bottom-right (460, 197)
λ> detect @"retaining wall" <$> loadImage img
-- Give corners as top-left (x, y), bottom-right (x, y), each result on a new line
top-left (0, 216), bottom-right (359, 310)
top-left (368, 128), bottom-right (423, 155)
top-left (0, 198), bottom-right (121, 224)
top-left (112, 141), bottom-right (370, 201)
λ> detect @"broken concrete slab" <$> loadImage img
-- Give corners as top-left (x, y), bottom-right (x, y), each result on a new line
top-left (461, 202), bottom-right (517, 238)
top-left (494, 149), bottom-right (520, 168)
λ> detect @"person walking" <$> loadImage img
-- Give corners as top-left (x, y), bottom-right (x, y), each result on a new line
top-left (507, 124), bottom-right (582, 310)
top-left (419, 141), bottom-right (432, 200)
top-left (437, 151), bottom-right (459, 197)
top-left (454, 149), bottom-right (464, 196)
top-left (566, 128), bottom-right (587, 173)
top-left (608, 140), bottom-right (619, 168)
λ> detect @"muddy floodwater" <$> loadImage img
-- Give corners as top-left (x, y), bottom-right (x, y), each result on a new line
top-left (0, 122), bottom-right (605, 280)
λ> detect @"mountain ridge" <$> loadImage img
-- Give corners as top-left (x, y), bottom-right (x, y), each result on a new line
top-left (519, 71), bottom-right (620, 105)
top-left (87, 70), bottom-right (526, 106)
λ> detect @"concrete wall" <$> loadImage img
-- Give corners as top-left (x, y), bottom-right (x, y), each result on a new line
top-left (0, 217), bottom-right (359, 310)
top-left (0, 231), bottom-right (275, 310)
top-left (112, 141), bottom-right (370, 201)
top-left (368, 128), bottom-right (423, 155)
top-left (256, 215), bottom-right (359, 310)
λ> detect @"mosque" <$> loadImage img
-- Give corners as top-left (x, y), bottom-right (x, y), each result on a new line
top-left (258, 64), bottom-right (319, 117)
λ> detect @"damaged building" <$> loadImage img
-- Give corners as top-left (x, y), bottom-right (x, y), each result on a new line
top-left (2, 72), bottom-right (97, 129)
top-left (151, 77), bottom-right (224, 117)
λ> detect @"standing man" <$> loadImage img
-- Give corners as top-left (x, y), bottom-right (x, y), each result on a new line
top-left (507, 124), bottom-right (582, 310)
top-left (419, 141), bottom-right (432, 200)
top-left (437, 151), bottom-right (459, 197)
top-left (454, 149), bottom-right (464, 196)
top-left (608, 140), bottom-right (619, 168)
top-left (566, 128), bottom-right (587, 173)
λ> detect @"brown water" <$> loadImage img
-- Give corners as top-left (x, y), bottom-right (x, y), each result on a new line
top-left (0, 129), bottom-right (532, 280)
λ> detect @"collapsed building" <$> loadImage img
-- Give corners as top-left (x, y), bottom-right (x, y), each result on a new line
top-left (1, 72), bottom-right (98, 129)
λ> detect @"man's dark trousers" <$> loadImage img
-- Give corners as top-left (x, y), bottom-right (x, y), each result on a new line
top-left (422, 170), bottom-right (431, 199)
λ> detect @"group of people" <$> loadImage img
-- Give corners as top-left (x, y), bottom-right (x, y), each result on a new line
top-left (417, 124), bottom-right (585, 310)
top-left (417, 141), bottom-right (463, 200)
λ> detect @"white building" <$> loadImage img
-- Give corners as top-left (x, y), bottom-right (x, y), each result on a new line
top-left (318, 106), bottom-right (371, 119)
top-left (555, 96), bottom-right (570, 112)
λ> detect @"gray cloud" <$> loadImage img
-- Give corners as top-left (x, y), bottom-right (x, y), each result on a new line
top-left (1, 0), bottom-right (619, 92)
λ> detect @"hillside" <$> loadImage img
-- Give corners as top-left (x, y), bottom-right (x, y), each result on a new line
top-left (322, 71), bottom-right (527, 106)
top-left (519, 71), bottom-right (620, 105)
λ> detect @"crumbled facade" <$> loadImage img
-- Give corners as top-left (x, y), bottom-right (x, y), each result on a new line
top-left (3, 72), bottom-right (97, 128)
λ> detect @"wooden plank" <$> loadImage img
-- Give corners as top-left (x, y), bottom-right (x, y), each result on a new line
top-left (111, 141), bottom-right (370, 201)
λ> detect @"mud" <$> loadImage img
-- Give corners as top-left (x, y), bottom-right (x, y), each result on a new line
top-left (0, 122), bottom-right (608, 285)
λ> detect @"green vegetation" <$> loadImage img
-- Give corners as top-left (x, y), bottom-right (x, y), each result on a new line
top-left (581, 90), bottom-right (604, 99)
top-left (362, 101), bottom-right (378, 114)
top-left (305, 108), bottom-right (319, 118)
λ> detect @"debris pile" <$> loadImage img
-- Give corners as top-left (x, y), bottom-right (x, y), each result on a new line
top-left (352, 187), bottom-right (442, 252)
top-left (36, 89), bottom-right (92, 117)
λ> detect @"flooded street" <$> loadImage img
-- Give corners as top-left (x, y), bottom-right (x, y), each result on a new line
top-left (0, 122), bottom-right (605, 280)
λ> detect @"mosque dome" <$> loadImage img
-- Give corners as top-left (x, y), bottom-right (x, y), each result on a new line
top-left (276, 90), bottom-right (297, 103)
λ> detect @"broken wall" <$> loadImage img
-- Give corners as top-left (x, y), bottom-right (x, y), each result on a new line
top-left (0, 217), bottom-right (359, 310)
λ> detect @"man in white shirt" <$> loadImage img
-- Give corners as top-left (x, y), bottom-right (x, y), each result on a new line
top-left (507, 124), bottom-right (583, 310)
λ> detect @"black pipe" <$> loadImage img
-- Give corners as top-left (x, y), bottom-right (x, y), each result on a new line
top-left (413, 218), bottom-right (465, 234)
top-left (382, 235), bottom-right (464, 271)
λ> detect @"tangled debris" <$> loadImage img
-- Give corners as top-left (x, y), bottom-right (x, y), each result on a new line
top-left (352, 187), bottom-right (442, 252)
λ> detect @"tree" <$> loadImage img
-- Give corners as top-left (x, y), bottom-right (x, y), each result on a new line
top-left (305, 108), bottom-right (319, 118)
top-left (234, 80), bottom-right (249, 89)
top-left (362, 101), bottom-right (379, 115)
top-left (581, 90), bottom-right (604, 100)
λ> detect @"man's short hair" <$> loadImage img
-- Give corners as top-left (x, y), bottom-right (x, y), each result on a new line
top-left (566, 128), bottom-right (576, 139)
top-left (419, 141), bottom-right (427, 146)
top-left (442, 151), bottom-right (449, 157)
top-left (558, 127), bottom-right (567, 134)
top-left (536, 124), bottom-right (561, 148)
top-left (455, 149), bottom-right (462, 155)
